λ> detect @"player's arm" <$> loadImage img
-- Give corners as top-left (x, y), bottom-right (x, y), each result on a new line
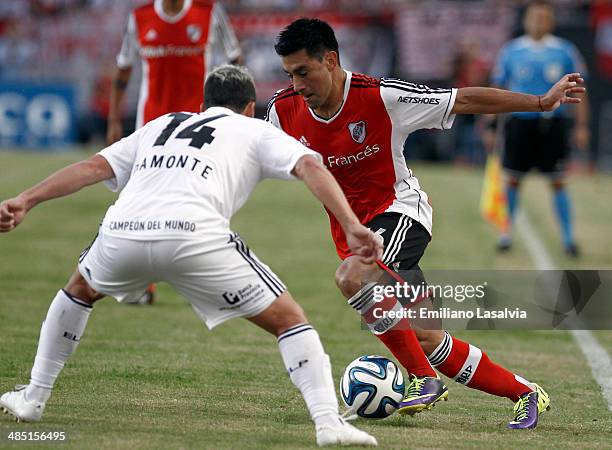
top-left (107, 66), bottom-right (132, 144)
top-left (107, 12), bottom-right (137, 144)
top-left (0, 156), bottom-right (114, 233)
top-left (567, 45), bottom-right (590, 151)
top-left (292, 155), bottom-right (382, 263)
top-left (211, 2), bottom-right (242, 65)
top-left (452, 73), bottom-right (585, 115)
top-left (573, 90), bottom-right (590, 151)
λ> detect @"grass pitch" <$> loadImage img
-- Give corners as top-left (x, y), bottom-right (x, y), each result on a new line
top-left (1, 150), bottom-right (611, 449)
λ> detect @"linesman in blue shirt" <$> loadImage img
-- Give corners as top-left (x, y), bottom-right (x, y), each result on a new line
top-left (492, 0), bottom-right (589, 257)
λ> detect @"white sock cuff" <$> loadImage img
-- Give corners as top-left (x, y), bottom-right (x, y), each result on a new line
top-left (59, 289), bottom-right (93, 311)
top-left (278, 325), bottom-right (323, 370)
top-left (277, 323), bottom-right (314, 344)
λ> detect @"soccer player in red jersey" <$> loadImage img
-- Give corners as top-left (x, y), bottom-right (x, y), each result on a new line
top-left (267, 18), bottom-right (585, 429)
top-left (108, 0), bottom-right (241, 142)
top-left (108, 0), bottom-right (240, 143)
top-left (107, 0), bottom-right (241, 304)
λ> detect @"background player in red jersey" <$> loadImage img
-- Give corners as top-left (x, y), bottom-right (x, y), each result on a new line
top-left (108, 0), bottom-right (241, 143)
top-left (107, 0), bottom-right (241, 304)
top-left (267, 18), bottom-right (585, 429)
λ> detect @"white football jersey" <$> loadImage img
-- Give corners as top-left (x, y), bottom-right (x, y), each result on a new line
top-left (98, 106), bottom-right (319, 241)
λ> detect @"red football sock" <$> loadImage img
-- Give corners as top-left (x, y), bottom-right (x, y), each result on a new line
top-left (354, 288), bottom-right (436, 378)
top-left (377, 328), bottom-right (436, 377)
top-left (431, 333), bottom-right (532, 401)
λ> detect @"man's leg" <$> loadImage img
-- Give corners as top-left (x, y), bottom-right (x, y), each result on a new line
top-left (336, 257), bottom-right (436, 378)
top-left (171, 234), bottom-right (374, 446)
top-left (540, 117), bottom-right (577, 256)
top-left (1, 269), bottom-right (104, 422)
top-left (336, 257), bottom-right (448, 415)
top-left (551, 178), bottom-right (578, 256)
top-left (247, 292), bottom-right (376, 447)
top-left (122, 283), bottom-right (156, 305)
top-left (499, 116), bottom-right (532, 252)
top-left (498, 175), bottom-right (521, 251)
top-left (418, 330), bottom-right (534, 401)
top-left (417, 329), bottom-right (550, 428)
top-left (506, 176), bottom-right (521, 221)
top-left (336, 255), bottom-right (548, 426)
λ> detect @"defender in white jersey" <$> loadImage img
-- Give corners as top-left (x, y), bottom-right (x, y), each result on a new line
top-left (107, 0), bottom-right (243, 304)
top-left (0, 66), bottom-right (381, 447)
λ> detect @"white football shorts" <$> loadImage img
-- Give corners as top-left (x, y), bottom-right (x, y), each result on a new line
top-left (77, 231), bottom-right (286, 329)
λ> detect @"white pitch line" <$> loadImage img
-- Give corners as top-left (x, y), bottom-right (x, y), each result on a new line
top-left (515, 213), bottom-right (556, 270)
top-left (516, 212), bottom-right (612, 411)
top-left (571, 330), bottom-right (612, 410)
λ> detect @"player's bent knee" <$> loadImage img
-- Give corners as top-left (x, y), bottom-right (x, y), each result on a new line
top-left (64, 268), bottom-right (105, 305)
top-left (335, 274), bottom-right (360, 299)
top-left (414, 328), bottom-right (445, 355)
top-left (335, 258), bottom-right (363, 298)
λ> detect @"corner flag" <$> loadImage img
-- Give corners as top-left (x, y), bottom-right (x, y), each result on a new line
top-left (480, 153), bottom-right (509, 232)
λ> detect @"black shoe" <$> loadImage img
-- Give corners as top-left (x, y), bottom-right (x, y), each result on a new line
top-left (125, 288), bottom-right (155, 305)
top-left (565, 243), bottom-right (580, 258)
top-left (497, 235), bottom-right (512, 252)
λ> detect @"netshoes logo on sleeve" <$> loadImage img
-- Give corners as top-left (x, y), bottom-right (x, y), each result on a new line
top-left (397, 96), bottom-right (441, 105)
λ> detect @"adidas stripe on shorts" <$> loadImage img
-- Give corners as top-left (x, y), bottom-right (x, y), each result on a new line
top-left (366, 212), bottom-right (431, 271)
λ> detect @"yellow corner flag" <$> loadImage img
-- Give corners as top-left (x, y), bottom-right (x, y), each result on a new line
top-left (480, 153), bottom-right (509, 232)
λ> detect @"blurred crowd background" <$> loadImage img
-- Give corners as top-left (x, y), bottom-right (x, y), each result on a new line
top-left (1, 0), bottom-right (611, 171)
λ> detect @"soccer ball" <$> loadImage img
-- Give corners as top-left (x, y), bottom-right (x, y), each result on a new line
top-left (340, 355), bottom-right (405, 419)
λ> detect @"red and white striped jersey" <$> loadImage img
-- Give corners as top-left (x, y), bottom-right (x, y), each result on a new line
top-left (266, 70), bottom-right (457, 259)
top-left (117, 0), bottom-right (240, 128)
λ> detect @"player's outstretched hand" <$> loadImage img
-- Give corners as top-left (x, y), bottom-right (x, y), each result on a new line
top-left (540, 73), bottom-right (586, 112)
top-left (345, 224), bottom-right (383, 264)
top-left (0, 196), bottom-right (27, 233)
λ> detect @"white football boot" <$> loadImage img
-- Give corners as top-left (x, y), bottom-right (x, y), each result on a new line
top-left (0, 385), bottom-right (45, 422)
top-left (316, 417), bottom-right (377, 447)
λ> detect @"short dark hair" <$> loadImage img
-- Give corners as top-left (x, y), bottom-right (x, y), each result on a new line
top-left (204, 65), bottom-right (256, 113)
top-left (274, 18), bottom-right (340, 63)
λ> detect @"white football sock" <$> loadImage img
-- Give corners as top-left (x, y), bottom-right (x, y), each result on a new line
top-left (277, 324), bottom-right (339, 428)
top-left (26, 290), bottom-right (92, 404)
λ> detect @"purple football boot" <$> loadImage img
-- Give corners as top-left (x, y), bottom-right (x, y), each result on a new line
top-left (396, 375), bottom-right (448, 415)
top-left (508, 384), bottom-right (550, 429)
